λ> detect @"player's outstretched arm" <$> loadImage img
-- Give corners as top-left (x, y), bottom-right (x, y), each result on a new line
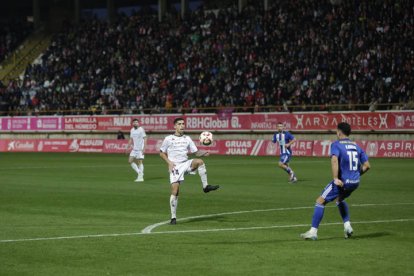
top-left (360, 161), bottom-right (371, 176)
top-left (195, 151), bottom-right (209, 157)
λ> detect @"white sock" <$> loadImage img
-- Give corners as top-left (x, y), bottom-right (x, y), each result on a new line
top-left (344, 221), bottom-right (351, 228)
top-left (131, 163), bottom-right (140, 174)
top-left (310, 227), bottom-right (318, 234)
top-left (198, 164), bottom-right (208, 188)
top-left (170, 195), bottom-right (178, 219)
top-left (139, 163), bottom-right (144, 175)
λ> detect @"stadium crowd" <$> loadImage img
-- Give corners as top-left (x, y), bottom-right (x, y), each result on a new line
top-left (0, 0), bottom-right (413, 115)
top-left (0, 18), bottom-right (33, 63)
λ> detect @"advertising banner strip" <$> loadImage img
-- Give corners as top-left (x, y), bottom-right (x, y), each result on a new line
top-left (1, 139), bottom-right (413, 158)
top-left (1, 112), bottom-right (413, 132)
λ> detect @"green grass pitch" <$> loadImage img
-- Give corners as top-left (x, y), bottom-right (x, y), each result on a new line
top-left (1, 153), bottom-right (413, 275)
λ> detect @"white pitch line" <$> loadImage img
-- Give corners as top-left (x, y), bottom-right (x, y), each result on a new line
top-left (141, 206), bottom-right (315, 234)
top-left (1, 218), bottom-right (413, 243)
top-left (141, 202), bottom-right (414, 234)
top-left (1, 203), bottom-right (413, 243)
top-left (152, 219), bottom-right (414, 235)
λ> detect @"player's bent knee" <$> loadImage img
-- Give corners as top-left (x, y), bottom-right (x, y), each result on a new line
top-left (196, 159), bottom-right (204, 165)
top-left (192, 159), bottom-right (204, 168)
top-left (316, 196), bottom-right (326, 205)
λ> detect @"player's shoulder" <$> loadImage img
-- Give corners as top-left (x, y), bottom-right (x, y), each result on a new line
top-left (138, 126), bottom-right (146, 133)
top-left (331, 140), bottom-right (342, 148)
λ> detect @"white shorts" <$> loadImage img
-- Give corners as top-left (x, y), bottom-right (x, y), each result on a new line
top-left (170, 159), bottom-right (195, 184)
top-left (130, 150), bottom-right (144, 160)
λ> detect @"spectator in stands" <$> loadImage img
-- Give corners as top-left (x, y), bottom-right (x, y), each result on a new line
top-left (1, 0), bottom-right (412, 116)
top-left (0, 18), bottom-right (33, 63)
top-left (117, 130), bottom-right (125, 140)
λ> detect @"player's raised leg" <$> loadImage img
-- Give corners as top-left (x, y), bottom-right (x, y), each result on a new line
top-left (190, 159), bottom-right (219, 193)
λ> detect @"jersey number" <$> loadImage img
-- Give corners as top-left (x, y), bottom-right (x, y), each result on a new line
top-left (347, 151), bottom-right (358, 171)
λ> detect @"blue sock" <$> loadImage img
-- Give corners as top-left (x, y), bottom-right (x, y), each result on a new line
top-left (285, 167), bottom-right (292, 174)
top-left (311, 203), bottom-right (325, 228)
top-left (337, 201), bottom-right (350, 222)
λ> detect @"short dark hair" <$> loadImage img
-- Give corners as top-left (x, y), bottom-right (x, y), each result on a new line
top-left (337, 122), bottom-right (351, 136)
top-left (277, 122), bottom-right (284, 125)
top-left (174, 117), bottom-right (184, 125)
top-left (132, 118), bottom-right (139, 122)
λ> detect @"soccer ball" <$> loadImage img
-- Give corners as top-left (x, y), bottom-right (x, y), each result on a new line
top-left (199, 131), bottom-right (213, 146)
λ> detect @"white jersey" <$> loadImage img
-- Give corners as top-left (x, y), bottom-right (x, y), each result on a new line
top-left (160, 134), bottom-right (198, 163)
top-left (130, 127), bottom-right (146, 151)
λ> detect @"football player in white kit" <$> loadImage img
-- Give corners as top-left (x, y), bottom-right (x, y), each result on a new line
top-left (160, 117), bottom-right (220, 225)
top-left (127, 119), bottom-right (147, 182)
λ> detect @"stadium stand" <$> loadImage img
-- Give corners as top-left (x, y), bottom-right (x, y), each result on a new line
top-left (0, 18), bottom-right (33, 63)
top-left (0, 0), bottom-right (413, 115)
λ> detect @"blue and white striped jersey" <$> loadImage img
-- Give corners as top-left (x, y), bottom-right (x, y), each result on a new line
top-left (272, 131), bottom-right (295, 155)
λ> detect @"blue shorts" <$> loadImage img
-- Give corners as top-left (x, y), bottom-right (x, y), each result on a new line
top-left (279, 154), bottom-right (292, 164)
top-left (320, 181), bottom-right (359, 202)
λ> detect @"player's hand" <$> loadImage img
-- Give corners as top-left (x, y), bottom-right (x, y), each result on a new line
top-left (168, 162), bottom-right (175, 172)
top-left (333, 178), bottom-right (344, 187)
top-left (203, 151), bottom-right (210, 157)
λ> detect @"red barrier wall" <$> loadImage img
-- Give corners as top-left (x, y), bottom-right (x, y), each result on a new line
top-left (1, 111), bottom-right (413, 132)
top-left (1, 139), bottom-right (413, 158)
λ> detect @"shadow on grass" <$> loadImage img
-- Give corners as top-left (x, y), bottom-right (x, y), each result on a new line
top-left (181, 235), bottom-right (306, 245)
top-left (353, 232), bottom-right (391, 239)
top-left (320, 232), bottom-right (391, 241)
top-left (188, 232), bottom-right (392, 245)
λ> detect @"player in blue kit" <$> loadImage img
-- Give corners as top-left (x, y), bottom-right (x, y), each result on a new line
top-left (301, 122), bottom-right (371, 240)
top-left (272, 122), bottom-right (297, 183)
